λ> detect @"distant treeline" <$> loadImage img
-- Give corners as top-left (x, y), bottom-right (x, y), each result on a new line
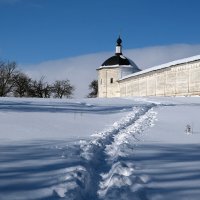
top-left (0, 60), bottom-right (98, 98)
top-left (0, 60), bottom-right (74, 98)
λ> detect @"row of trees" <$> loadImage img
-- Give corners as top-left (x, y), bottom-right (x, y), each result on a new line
top-left (0, 60), bottom-right (74, 98)
top-left (0, 60), bottom-right (98, 98)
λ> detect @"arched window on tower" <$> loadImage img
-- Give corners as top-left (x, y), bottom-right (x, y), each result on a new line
top-left (110, 78), bottom-right (113, 84)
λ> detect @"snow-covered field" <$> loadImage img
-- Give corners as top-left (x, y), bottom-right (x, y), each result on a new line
top-left (0, 97), bottom-right (200, 200)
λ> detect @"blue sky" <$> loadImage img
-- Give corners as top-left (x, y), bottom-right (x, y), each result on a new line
top-left (1, 0), bottom-right (200, 64)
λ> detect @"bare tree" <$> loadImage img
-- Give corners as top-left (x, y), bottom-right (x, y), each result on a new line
top-left (87, 80), bottom-right (98, 98)
top-left (43, 83), bottom-right (52, 98)
top-left (0, 61), bottom-right (18, 97)
top-left (52, 79), bottom-right (74, 98)
top-left (13, 72), bottom-right (31, 97)
top-left (28, 77), bottom-right (52, 98)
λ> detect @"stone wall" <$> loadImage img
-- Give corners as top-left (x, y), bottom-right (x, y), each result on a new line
top-left (119, 60), bottom-right (200, 97)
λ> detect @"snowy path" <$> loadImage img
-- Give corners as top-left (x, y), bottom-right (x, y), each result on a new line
top-left (53, 104), bottom-right (157, 199)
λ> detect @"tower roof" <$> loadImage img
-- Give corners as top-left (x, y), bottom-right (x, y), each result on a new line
top-left (102, 54), bottom-right (135, 66)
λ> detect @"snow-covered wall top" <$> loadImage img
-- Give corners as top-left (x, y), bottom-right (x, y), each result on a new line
top-left (119, 54), bottom-right (200, 81)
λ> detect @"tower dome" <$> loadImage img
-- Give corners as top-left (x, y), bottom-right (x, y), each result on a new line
top-left (100, 36), bottom-right (141, 73)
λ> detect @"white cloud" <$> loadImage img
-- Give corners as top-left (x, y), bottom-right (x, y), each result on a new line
top-left (22, 52), bottom-right (111, 98)
top-left (21, 44), bottom-right (200, 98)
top-left (124, 44), bottom-right (200, 69)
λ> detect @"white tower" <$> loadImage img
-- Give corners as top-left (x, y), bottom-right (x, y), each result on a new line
top-left (97, 36), bottom-right (140, 98)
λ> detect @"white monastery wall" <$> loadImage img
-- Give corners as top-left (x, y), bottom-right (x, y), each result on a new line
top-left (119, 60), bottom-right (200, 97)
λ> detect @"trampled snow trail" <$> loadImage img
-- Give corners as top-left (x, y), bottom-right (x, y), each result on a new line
top-left (98, 107), bottom-right (157, 200)
top-left (55, 104), bottom-right (157, 199)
